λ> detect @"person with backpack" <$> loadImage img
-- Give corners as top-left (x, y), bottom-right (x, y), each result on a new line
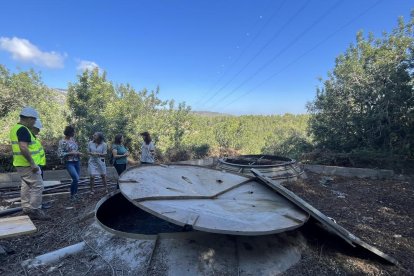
top-left (111, 134), bottom-right (129, 176)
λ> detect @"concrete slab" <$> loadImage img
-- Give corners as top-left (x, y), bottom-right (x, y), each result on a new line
top-left (82, 222), bottom-right (156, 275)
top-left (148, 232), bottom-right (238, 276)
top-left (303, 164), bottom-right (394, 179)
top-left (237, 233), bottom-right (304, 276)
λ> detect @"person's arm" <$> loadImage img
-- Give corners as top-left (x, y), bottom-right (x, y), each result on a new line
top-left (149, 143), bottom-right (155, 157)
top-left (67, 150), bottom-right (81, 156)
top-left (59, 140), bottom-right (81, 157)
top-left (113, 146), bottom-right (129, 158)
top-left (19, 141), bottom-right (39, 173)
top-left (97, 143), bottom-right (107, 157)
top-left (87, 142), bottom-right (97, 156)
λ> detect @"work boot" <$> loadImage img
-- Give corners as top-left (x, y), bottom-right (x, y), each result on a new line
top-left (29, 209), bottom-right (51, 221)
top-left (70, 194), bottom-right (80, 201)
top-left (22, 208), bottom-right (32, 216)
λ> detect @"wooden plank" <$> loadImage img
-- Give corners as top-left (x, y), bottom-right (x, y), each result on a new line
top-left (43, 181), bottom-right (62, 187)
top-left (251, 169), bottom-right (399, 265)
top-left (0, 215), bottom-right (37, 239)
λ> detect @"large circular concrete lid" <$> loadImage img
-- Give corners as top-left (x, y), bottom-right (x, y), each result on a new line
top-left (119, 165), bottom-right (309, 235)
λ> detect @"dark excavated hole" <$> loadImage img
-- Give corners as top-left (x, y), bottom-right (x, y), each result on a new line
top-left (96, 192), bottom-right (188, 235)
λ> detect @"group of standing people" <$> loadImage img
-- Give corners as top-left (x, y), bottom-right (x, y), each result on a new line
top-left (10, 106), bottom-right (156, 221)
top-left (58, 127), bottom-right (155, 200)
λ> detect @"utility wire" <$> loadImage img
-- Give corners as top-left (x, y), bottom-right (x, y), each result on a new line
top-left (209, 0), bottom-right (343, 110)
top-left (196, 0), bottom-right (288, 107)
top-left (199, 0), bottom-right (311, 109)
top-left (222, 0), bottom-right (383, 110)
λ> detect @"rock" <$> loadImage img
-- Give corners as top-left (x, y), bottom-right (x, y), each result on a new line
top-left (319, 176), bottom-right (334, 186)
top-left (332, 190), bottom-right (347, 198)
top-left (362, 216), bottom-right (374, 222)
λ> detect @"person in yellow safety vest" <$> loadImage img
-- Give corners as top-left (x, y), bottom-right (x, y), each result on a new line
top-left (30, 119), bottom-right (46, 179)
top-left (9, 107), bottom-right (50, 221)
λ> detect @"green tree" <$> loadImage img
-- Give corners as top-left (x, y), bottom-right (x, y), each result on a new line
top-left (67, 68), bottom-right (116, 145)
top-left (307, 14), bottom-right (414, 158)
top-left (0, 65), bottom-right (66, 143)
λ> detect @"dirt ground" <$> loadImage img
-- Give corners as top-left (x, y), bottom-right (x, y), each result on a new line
top-left (0, 171), bottom-right (413, 275)
top-left (282, 172), bottom-right (414, 275)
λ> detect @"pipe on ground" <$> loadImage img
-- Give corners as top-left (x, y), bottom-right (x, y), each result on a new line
top-left (0, 207), bottom-right (22, 217)
top-left (21, 242), bottom-right (86, 269)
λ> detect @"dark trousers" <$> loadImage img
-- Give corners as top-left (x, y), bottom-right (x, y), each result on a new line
top-left (114, 163), bottom-right (127, 176)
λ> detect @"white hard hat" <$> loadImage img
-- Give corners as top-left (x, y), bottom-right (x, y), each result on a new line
top-left (34, 119), bottom-right (43, 129)
top-left (20, 106), bottom-right (39, 119)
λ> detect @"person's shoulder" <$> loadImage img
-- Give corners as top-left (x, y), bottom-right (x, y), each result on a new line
top-left (59, 139), bottom-right (69, 147)
top-left (16, 125), bottom-right (29, 134)
top-left (16, 125), bottom-right (31, 141)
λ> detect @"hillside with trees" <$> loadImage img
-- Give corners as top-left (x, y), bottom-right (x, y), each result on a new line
top-left (0, 66), bottom-right (309, 170)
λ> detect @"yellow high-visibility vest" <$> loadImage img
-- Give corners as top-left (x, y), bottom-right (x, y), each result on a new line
top-left (10, 124), bottom-right (42, 166)
top-left (35, 137), bottom-right (46, 166)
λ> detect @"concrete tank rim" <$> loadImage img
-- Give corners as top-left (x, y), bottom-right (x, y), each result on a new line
top-left (219, 154), bottom-right (297, 168)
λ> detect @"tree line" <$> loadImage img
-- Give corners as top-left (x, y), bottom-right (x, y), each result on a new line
top-left (0, 65), bottom-right (309, 163)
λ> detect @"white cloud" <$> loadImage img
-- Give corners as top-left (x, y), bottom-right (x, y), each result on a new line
top-left (76, 60), bottom-right (100, 72)
top-left (0, 36), bottom-right (65, 69)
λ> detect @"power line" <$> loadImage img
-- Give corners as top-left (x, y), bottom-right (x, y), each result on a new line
top-left (222, 0), bottom-right (383, 110)
top-left (200, 0), bottom-right (311, 109)
top-left (196, 0), bottom-right (288, 107)
top-left (209, 0), bottom-right (343, 110)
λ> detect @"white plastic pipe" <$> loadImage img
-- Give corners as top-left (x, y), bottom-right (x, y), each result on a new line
top-left (21, 241), bottom-right (85, 269)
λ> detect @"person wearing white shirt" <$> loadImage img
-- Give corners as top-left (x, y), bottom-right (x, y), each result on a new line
top-left (140, 131), bottom-right (155, 164)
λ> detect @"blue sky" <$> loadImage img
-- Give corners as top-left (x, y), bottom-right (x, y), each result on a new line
top-left (0, 0), bottom-right (412, 115)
